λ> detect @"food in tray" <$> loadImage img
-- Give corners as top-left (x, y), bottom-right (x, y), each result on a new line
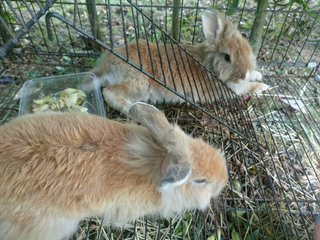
top-left (32, 88), bottom-right (88, 113)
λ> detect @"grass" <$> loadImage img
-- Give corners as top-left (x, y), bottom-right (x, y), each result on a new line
top-left (80, 91), bottom-right (319, 239)
top-left (248, 75), bottom-right (320, 201)
top-left (1, 0), bottom-right (320, 239)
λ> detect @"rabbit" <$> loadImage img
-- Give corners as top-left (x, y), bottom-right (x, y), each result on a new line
top-left (92, 10), bottom-right (269, 114)
top-left (0, 102), bottom-right (228, 240)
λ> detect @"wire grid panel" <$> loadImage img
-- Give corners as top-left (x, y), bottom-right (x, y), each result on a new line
top-left (0, 0), bottom-right (319, 68)
top-left (0, 0), bottom-right (319, 240)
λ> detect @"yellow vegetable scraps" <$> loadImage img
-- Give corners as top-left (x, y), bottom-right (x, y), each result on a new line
top-left (32, 88), bottom-right (88, 113)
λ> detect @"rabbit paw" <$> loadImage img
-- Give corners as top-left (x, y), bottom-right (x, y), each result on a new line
top-left (245, 70), bottom-right (263, 82)
top-left (250, 70), bottom-right (263, 81)
top-left (255, 83), bottom-right (270, 94)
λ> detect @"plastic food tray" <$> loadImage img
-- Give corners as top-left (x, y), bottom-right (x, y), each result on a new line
top-left (18, 72), bottom-right (106, 117)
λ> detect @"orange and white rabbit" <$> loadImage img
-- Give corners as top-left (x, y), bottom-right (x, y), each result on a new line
top-left (0, 102), bottom-right (228, 240)
top-left (93, 11), bottom-right (269, 113)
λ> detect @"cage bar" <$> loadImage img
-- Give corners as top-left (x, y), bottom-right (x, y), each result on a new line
top-left (0, 0), bottom-right (319, 239)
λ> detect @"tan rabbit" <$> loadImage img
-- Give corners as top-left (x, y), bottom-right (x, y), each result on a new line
top-left (0, 102), bottom-right (228, 240)
top-left (92, 11), bottom-right (269, 114)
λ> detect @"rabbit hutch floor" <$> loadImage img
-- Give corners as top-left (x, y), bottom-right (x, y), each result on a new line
top-left (0, 60), bottom-right (319, 239)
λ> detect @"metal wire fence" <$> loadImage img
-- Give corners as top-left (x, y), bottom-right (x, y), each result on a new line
top-left (0, 0), bottom-right (319, 239)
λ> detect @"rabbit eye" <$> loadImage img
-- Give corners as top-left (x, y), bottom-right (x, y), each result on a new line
top-left (193, 179), bottom-right (207, 184)
top-left (241, 33), bottom-right (248, 38)
top-left (224, 53), bottom-right (231, 63)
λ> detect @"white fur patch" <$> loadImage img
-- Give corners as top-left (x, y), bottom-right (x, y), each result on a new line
top-left (246, 70), bottom-right (263, 82)
top-left (226, 70), bottom-right (268, 95)
top-left (226, 79), bottom-right (251, 95)
top-left (159, 183), bottom-right (212, 218)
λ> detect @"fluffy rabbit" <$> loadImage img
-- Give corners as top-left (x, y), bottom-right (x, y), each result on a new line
top-left (0, 102), bottom-right (228, 240)
top-left (92, 11), bottom-right (269, 114)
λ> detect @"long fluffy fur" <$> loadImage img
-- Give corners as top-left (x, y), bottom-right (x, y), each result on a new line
top-left (0, 112), bottom-right (227, 240)
top-left (92, 11), bottom-right (268, 114)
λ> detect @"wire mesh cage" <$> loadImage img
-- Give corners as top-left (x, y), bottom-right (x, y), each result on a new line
top-left (0, 0), bottom-right (319, 239)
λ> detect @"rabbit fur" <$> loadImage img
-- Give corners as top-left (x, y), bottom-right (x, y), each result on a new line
top-left (92, 11), bottom-right (269, 114)
top-left (0, 102), bottom-right (228, 240)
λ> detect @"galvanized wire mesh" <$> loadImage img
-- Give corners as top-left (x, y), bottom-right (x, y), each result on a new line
top-left (0, 0), bottom-right (319, 239)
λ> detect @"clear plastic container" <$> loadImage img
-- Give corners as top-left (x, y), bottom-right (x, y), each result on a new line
top-left (19, 72), bottom-right (106, 117)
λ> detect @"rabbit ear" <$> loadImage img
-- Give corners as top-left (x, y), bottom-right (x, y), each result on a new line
top-left (158, 154), bottom-right (191, 191)
top-left (127, 102), bottom-right (172, 136)
top-left (128, 102), bottom-right (192, 189)
top-left (202, 11), bottom-right (223, 42)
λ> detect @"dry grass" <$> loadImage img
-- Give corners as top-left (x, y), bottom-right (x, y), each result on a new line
top-left (1, 74), bottom-right (319, 239)
top-left (1, 1), bottom-right (319, 239)
top-left (67, 75), bottom-right (319, 239)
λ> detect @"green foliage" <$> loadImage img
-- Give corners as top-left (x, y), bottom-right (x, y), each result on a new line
top-left (0, 3), bottom-right (15, 42)
top-left (226, 0), bottom-right (240, 16)
top-left (225, 204), bottom-right (289, 240)
top-left (231, 228), bottom-right (241, 240)
top-left (172, 0), bottom-right (181, 40)
top-left (207, 228), bottom-right (222, 240)
top-left (85, 0), bottom-right (101, 50)
top-left (293, 0), bottom-right (308, 9)
top-left (0, 5), bottom-right (15, 24)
